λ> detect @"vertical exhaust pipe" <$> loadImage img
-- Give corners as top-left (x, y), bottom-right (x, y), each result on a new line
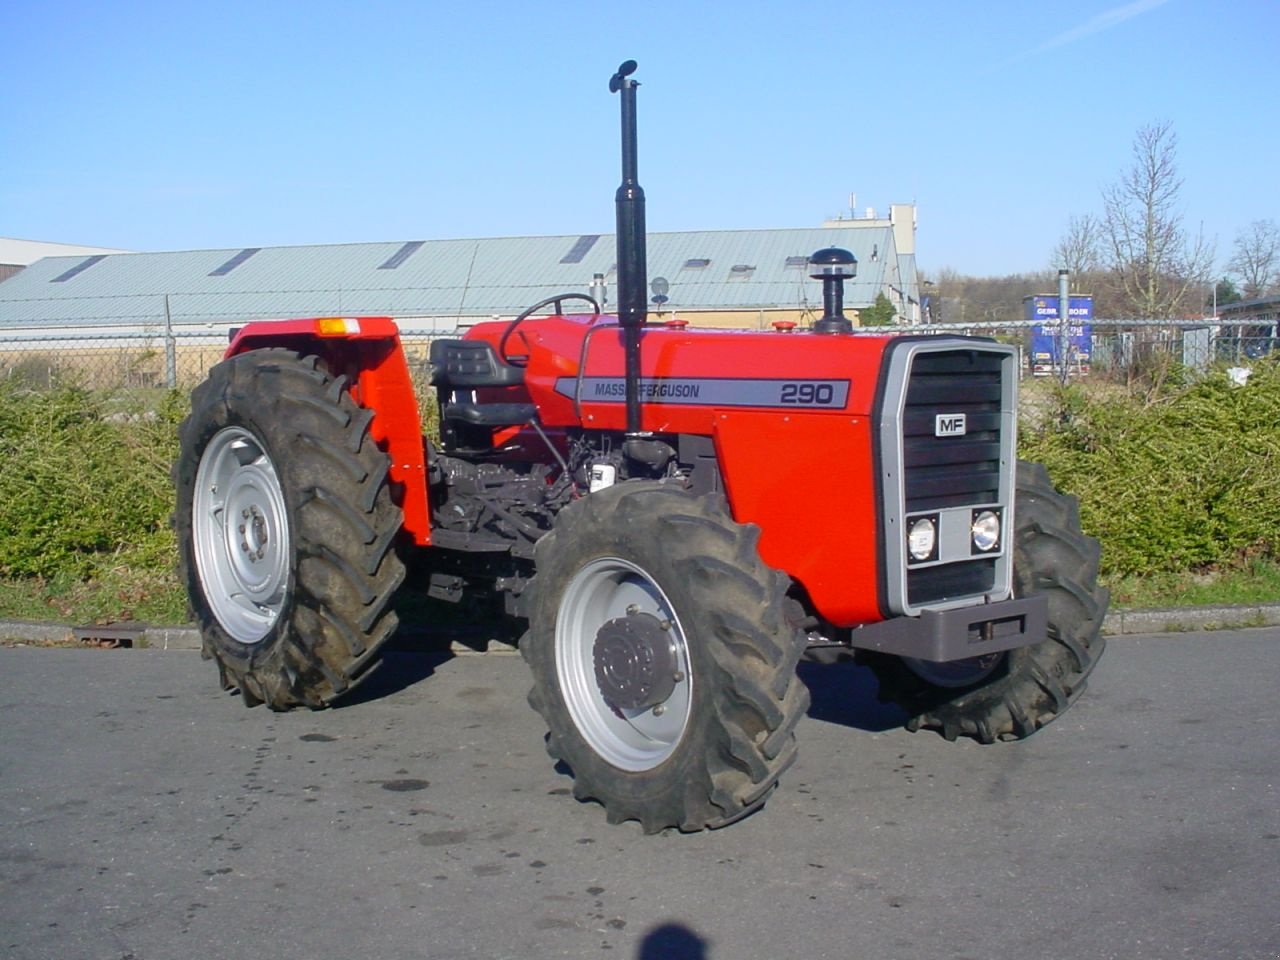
top-left (610, 60), bottom-right (647, 441)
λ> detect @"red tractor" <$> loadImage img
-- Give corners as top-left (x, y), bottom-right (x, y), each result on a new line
top-left (175, 62), bottom-right (1106, 833)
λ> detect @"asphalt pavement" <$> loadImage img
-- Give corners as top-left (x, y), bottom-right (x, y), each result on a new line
top-left (2, 629), bottom-right (1278, 960)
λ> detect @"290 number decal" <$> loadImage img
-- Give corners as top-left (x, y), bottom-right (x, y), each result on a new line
top-left (780, 382), bottom-right (837, 405)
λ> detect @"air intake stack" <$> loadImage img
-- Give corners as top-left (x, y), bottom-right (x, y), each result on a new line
top-left (610, 60), bottom-right (647, 441)
top-left (809, 247), bottom-right (857, 334)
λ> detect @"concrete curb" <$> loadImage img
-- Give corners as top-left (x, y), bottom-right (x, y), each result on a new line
top-left (5, 604), bottom-right (1280, 651)
top-left (1100, 604), bottom-right (1280, 635)
top-left (0, 619), bottom-right (517, 655)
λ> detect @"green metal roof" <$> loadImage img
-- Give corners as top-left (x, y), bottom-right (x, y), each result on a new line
top-left (0, 226), bottom-right (907, 330)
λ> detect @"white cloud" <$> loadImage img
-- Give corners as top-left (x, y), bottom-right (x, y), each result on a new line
top-left (986, 0), bottom-right (1173, 72)
top-left (1032, 0), bottom-right (1172, 56)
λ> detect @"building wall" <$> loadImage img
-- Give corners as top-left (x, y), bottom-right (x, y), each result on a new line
top-left (648, 307), bottom-right (867, 330)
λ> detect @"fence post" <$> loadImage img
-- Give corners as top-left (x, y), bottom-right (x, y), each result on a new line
top-left (163, 295), bottom-right (177, 389)
top-left (1057, 270), bottom-right (1071, 386)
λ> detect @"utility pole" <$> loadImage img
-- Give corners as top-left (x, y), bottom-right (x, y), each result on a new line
top-left (1057, 270), bottom-right (1071, 385)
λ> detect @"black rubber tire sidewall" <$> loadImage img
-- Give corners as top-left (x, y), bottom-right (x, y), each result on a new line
top-left (522, 481), bottom-right (809, 832)
top-left (862, 460), bottom-right (1109, 742)
top-left (174, 349), bottom-right (405, 709)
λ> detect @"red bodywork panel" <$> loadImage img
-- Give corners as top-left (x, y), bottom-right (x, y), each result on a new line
top-left (470, 315), bottom-right (895, 627)
top-left (226, 318), bottom-right (432, 546)
top-left (225, 314), bottom-right (897, 626)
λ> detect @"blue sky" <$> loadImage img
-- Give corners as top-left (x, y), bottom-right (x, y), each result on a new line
top-left (2, 0), bottom-right (1275, 277)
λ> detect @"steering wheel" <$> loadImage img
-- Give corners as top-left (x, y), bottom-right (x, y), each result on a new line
top-left (498, 293), bottom-right (601, 366)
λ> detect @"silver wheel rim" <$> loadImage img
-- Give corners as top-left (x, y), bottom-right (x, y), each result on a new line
top-left (555, 557), bottom-right (693, 772)
top-left (192, 426), bottom-right (291, 644)
top-left (904, 653), bottom-right (1003, 689)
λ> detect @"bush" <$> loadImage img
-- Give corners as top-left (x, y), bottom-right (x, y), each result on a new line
top-left (0, 381), bottom-right (184, 580)
top-left (1020, 360), bottom-right (1280, 576)
top-left (3, 357), bottom-right (1278, 619)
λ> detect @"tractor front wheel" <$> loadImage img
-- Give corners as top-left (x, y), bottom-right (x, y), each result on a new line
top-left (864, 460), bottom-right (1108, 742)
top-left (174, 348), bottom-right (405, 709)
top-left (522, 482), bottom-right (809, 832)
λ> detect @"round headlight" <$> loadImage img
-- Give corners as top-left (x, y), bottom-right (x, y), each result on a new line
top-left (908, 517), bottom-right (936, 561)
top-left (972, 510), bottom-right (1000, 552)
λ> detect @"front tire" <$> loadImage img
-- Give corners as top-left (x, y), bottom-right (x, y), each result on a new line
top-left (864, 461), bottom-right (1108, 742)
top-left (522, 482), bottom-right (809, 832)
top-left (174, 349), bottom-right (406, 709)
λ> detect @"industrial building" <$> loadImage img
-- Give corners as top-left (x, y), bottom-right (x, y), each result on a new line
top-left (0, 210), bottom-right (920, 338)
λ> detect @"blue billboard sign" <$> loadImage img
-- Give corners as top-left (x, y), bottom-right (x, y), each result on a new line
top-left (1024, 295), bottom-right (1093, 376)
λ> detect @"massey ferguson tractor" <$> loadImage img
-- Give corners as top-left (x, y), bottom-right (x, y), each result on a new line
top-left (175, 61), bottom-right (1107, 832)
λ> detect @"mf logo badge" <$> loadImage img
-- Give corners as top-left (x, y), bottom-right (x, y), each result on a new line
top-left (935, 413), bottom-right (967, 437)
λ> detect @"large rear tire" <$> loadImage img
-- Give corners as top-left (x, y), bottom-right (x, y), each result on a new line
top-left (863, 460), bottom-right (1108, 742)
top-left (174, 349), bottom-right (406, 709)
top-left (522, 482), bottom-right (810, 832)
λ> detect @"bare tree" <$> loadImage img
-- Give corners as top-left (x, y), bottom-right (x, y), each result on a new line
top-left (1101, 121), bottom-right (1215, 319)
top-left (1227, 219), bottom-right (1280, 299)
top-left (1052, 213), bottom-right (1103, 275)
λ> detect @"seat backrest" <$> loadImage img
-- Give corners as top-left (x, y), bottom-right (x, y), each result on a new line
top-left (428, 339), bottom-right (525, 389)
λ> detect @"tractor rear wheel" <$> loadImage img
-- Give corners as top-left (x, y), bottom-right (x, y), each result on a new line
top-left (174, 348), bottom-right (405, 709)
top-left (522, 482), bottom-right (810, 832)
top-left (864, 460), bottom-right (1108, 742)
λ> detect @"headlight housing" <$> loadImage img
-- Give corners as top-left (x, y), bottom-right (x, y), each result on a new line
top-left (907, 516), bottom-right (938, 563)
top-left (971, 509), bottom-right (1001, 553)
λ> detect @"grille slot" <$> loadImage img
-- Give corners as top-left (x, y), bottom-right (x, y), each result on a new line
top-left (908, 559), bottom-right (997, 607)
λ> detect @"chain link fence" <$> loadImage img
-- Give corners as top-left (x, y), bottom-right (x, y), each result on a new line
top-left (0, 326), bottom-right (448, 398)
top-left (3, 318), bottom-right (1275, 405)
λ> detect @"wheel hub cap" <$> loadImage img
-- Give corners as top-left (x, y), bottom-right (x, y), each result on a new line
top-left (554, 556), bottom-right (693, 771)
top-left (593, 610), bottom-right (679, 712)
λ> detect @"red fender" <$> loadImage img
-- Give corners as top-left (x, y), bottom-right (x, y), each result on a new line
top-left (226, 317), bottom-right (431, 546)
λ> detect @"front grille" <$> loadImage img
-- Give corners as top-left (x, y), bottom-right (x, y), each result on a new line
top-left (878, 339), bottom-right (1016, 616)
top-left (902, 350), bottom-right (1005, 513)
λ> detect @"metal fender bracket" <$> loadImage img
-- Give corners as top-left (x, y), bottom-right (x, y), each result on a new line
top-left (847, 594), bottom-right (1048, 663)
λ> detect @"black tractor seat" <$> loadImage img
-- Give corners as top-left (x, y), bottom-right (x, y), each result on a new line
top-left (428, 338), bottom-right (536, 431)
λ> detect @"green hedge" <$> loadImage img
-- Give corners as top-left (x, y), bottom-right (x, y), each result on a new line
top-left (1019, 361), bottom-right (1280, 576)
top-left (0, 382), bottom-right (183, 579)
top-left (2, 360), bottom-right (1278, 603)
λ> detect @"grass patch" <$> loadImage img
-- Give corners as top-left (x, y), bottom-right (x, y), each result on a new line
top-left (0, 554), bottom-right (187, 626)
top-left (1105, 558), bottom-right (1280, 610)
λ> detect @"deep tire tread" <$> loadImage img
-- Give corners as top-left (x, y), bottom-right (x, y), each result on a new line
top-left (863, 460), bottom-right (1107, 742)
top-left (522, 481), bottom-right (810, 832)
top-left (174, 348), bottom-right (406, 711)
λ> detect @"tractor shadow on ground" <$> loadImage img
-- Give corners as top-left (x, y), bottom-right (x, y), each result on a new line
top-left (336, 587), bottom-right (522, 708)
top-left (797, 659), bottom-right (909, 732)
top-left (339, 582), bottom-right (907, 736)
top-left (333, 649), bottom-right (453, 708)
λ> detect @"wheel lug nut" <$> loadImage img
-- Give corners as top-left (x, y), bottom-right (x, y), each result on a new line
top-left (672, 671), bottom-right (685, 683)
top-left (626, 603), bottom-right (640, 616)
top-left (652, 704), bottom-right (665, 716)
top-left (659, 619), bottom-right (672, 631)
